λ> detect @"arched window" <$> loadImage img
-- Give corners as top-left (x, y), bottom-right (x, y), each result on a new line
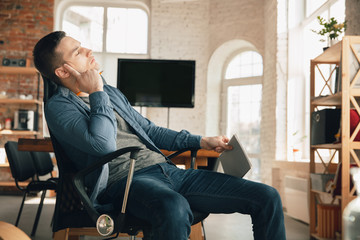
top-left (225, 51), bottom-right (263, 79)
top-left (222, 50), bottom-right (263, 180)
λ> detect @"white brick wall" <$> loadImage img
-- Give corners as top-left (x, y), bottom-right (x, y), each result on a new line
top-left (261, 0), bottom-right (277, 185)
top-left (147, 0), bottom-right (267, 137)
top-left (147, 0), bottom-right (210, 134)
top-left (147, 0), bottom-right (281, 184)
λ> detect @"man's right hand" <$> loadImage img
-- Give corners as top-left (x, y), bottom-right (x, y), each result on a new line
top-left (63, 64), bottom-right (104, 94)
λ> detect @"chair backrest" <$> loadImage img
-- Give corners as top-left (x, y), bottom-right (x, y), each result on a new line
top-left (42, 74), bottom-right (57, 104)
top-left (30, 152), bottom-right (54, 176)
top-left (50, 128), bottom-right (94, 232)
top-left (4, 141), bottom-right (37, 183)
top-left (41, 75), bottom-right (93, 231)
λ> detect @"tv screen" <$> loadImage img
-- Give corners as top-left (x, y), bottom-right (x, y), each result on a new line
top-left (117, 58), bottom-right (195, 108)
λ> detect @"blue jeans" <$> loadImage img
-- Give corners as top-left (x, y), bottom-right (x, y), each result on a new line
top-left (103, 162), bottom-right (286, 240)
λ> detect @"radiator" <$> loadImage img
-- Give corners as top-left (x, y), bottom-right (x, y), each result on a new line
top-left (284, 175), bottom-right (309, 223)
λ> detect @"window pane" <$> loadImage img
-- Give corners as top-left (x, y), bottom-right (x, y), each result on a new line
top-left (63, 6), bottom-right (104, 52)
top-left (330, 0), bottom-right (346, 24)
top-left (306, 0), bottom-right (326, 17)
top-left (225, 51), bottom-right (263, 79)
top-left (107, 8), bottom-right (148, 54)
top-left (227, 84), bottom-right (262, 155)
top-left (227, 84), bottom-right (262, 180)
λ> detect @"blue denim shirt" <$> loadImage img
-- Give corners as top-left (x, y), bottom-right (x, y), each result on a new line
top-left (45, 84), bottom-right (201, 208)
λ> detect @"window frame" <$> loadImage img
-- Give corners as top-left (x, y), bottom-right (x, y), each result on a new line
top-left (54, 0), bottom-right (150, 88)
top-left (220, 49), bottom-right (263, 160)
top-left (55, 0), bottom-right (150, 54)
top-left (286, 0), bottom-right (345, 162)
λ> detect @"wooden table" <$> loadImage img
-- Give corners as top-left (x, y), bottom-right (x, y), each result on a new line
top-left (18, 138), bottom-right (220, 169)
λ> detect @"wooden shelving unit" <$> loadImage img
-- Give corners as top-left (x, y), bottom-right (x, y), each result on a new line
top-left (0, 99), bottom-right (42, 104)
top-left (0, 65), bottom-right (43, 188)
top-left (0, 66), bottom-right (42, 137)
top-left (0, 66), bottom-right (38, 75)
top-left (310, 36), bottom-right (360, 239)
top-left (0, 130), bottom-right (40, 136)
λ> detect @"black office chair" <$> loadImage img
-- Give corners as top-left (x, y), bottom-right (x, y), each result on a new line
top-left (42, 75), bottom-right (208, 239)
top-left (51, 134), bottom-right (208, 239)
top-left (30, 151), bottom-right (56, 179)
top-left (4, 141), bottom-right (57, 237)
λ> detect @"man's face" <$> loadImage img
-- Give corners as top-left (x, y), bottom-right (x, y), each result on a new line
top-left (56, 36), bottom-right (99, 74)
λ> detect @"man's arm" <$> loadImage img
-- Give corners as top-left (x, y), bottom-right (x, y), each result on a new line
top-left (127, 102), bottom-right (231, 153)
top-left (46, 65), bottom-right (117, 157)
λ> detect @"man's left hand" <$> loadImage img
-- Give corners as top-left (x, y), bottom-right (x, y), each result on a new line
top-left (200, 136), bottom-right (232, 153)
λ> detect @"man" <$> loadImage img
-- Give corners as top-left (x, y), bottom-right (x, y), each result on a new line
top-left (33, 31), bottom-right (286, 240)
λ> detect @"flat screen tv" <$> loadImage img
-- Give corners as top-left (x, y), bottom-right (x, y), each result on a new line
top-left (117, 58), bottom-right (195, 108)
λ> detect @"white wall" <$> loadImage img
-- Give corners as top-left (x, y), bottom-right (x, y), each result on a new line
top-left (147, 0), bottom-right (267, 136)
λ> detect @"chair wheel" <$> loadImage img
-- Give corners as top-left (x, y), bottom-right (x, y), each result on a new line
top-left (97, 214), bottom-right (114, 236)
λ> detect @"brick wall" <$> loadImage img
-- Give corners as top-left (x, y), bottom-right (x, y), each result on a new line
top-left (209, 0), bottom-right (265, 54)
top-left (147, 0), bottom-right (210, 134)
top-left (0, 0), bottom-right (53, 140)
top-left (148, 0), bottom-right (266, 138)
top-left (148, 0), bottom-right (277, 184)
top-left (0, 0), bottom-right (53, 181)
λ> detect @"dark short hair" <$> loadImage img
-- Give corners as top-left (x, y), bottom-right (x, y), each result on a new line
top-left (33, 31), bottom-right (66, 84)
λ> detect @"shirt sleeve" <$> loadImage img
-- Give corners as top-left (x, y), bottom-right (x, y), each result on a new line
top-left (45, 91), bottom-right (117, 157)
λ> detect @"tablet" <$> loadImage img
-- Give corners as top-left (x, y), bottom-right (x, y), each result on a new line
top-left (216, 134), bottom-right (252, 178)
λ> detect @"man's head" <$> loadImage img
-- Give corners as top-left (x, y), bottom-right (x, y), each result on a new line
top-left (33, 31), bottom-right (66, 84)
top-left (33, 31), bottom-right (99, 85)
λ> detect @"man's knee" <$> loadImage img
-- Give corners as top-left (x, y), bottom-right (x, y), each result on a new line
top-left (157, 194), bottom-right (193, 224)
top-left (262, 185), bottom-right (283, 210)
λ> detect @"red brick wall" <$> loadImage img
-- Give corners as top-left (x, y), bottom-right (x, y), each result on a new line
top-left (0, 0), bottom-right (53, 148)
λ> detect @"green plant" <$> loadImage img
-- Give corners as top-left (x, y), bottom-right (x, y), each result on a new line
top-left (312, 16), bottom-right (347, 42)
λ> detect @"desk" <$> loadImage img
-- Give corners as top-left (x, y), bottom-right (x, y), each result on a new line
top-left (18, 138), bottom-right (220, 169)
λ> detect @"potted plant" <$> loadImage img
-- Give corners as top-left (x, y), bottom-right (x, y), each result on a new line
top-left (312, 16), bottom-right (347, 50)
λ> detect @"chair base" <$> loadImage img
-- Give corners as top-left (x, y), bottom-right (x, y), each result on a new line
top-left (53, 228), bottom-right (143, 239)
top-left (53, 222), bottom-right (204, 240)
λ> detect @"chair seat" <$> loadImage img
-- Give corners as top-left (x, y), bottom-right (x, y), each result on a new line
top-left (193, 211), bottom-right (209, 225)
top-left (26, 180), bottom-right (57, 192)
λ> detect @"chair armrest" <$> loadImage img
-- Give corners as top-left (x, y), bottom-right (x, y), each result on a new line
top-left (75, 147), bottom-right (142, 179)
top-left (73, 146), bottom-right (142, 223)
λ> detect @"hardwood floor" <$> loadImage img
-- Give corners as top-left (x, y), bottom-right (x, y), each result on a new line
top-left (0, 195), bottom-right (309, 240)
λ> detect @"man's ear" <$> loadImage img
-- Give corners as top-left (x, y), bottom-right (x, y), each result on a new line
top-left (55, 66), bottom-right (70, 79)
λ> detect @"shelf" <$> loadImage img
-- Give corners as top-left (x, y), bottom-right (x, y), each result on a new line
top-left (351, 88), bottom-right (360, 97)
top-left (0, 66), bottom-right (37, 75)
top-left (311, 142), bottom-right (360, 150)
top-left (311, 93), bottom-right (342, 106)
top-left (312, 41), bottom-right (341, 64)
top-left (0, 98), bottom-right (41, 104)
top-left (311, 190), bottom-right (342, 200)
top-left (0, 130), bottom-right (39, 136)
top-left (311, 143), bottom-right (341, 149)
top-left (351, 142), bottom-right (360, 149)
